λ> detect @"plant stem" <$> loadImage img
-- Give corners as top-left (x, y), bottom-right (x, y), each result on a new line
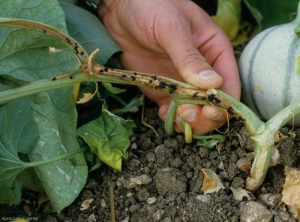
top-left (246, 102), bottom-right (300, 191)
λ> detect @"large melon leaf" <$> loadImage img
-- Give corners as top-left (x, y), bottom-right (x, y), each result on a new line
top-left (0, 0), bottom-right (87, 212)
top-left (243, 0), bottom-right (299, 31)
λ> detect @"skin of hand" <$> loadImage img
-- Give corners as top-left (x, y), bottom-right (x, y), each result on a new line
top-left (98, 0), bottom-right (241, 135)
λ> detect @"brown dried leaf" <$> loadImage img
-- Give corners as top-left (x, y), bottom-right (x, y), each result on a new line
top-left (282, 166), bottom-right (300, 219)
top-left (80, 198), bottom-right (94, 211)
top-left (230, 187), bottom-right (250, 201)
top-left (201, 168), bottom-right (224, 194)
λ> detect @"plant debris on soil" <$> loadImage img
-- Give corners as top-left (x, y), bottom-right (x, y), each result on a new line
top-left (1, 102), bottom-right (300, 222)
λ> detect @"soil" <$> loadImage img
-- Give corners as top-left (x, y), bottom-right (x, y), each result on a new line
top-left (1, 103), bottom-right (300, 222)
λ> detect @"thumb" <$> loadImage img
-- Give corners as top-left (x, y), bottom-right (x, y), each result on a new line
top-left (159, 24), bottom-right (222, 89)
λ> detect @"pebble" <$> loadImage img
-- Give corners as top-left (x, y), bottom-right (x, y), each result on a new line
top-left (196, 194), bottom-right (212, 203)
top-left (155, 144), bottom-right (172, 164)
top-left (236, 156), bottom-right (253, 173)
top-left (100, 199), bottom-right (106, 208)
top-left (199, 147), bottom-right (209, 158)
top-left (137, 188), bottom-right (150, 201)
top-left (131, 143), bottom-right (137, 149)
top-left (153, 209), bottom-right (164, 221)
top-left (163, 217), bottom-right (172, 222)
top-left (121, 216), bottom-right (130, 222)
top-left (147, 197), bottom-right (157, 205)
top-left (129, 204), bottom-right (140, 213)
top-left (231, 177), bottom-right (245, 188)
top-left (240, 201), bottom-right (272, 222)
top-left (146, 152), bottom-right (156, 162)
top-left (258, 193), bottom-right (282, 207)
top-left (128, 159), bottom-right (141, 168)
top-left (126, 174), bottom-right (152, 189)
top-left (170, 158), bottom-right (183, 168)
top-left (164, 138), bottom-right (179, 149)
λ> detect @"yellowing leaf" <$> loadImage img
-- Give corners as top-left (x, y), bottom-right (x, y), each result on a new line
top-left (282, 166), bottom-right (300, 220)
top-left (201, 168), bottom-right (224, 194)
top-left (212, 0), bottom-right (241, 40)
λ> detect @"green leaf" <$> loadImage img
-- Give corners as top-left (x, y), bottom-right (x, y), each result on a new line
top-left (77, 108), bottom-right (136, 171)
top-left (194, 135), bottom-right (226, 149)
top-left (0, 2), bottom-right (79, 83)
top-left (0, 0), bottom-right (88, 212)
top-left (0, 182), bottom-right (22, 205)
top-left (0, 98), bottom-right (38, 187)
top-left (243, 0), bottom-right (299, 30)
top-left (102, 82), bottom-right (126, 94)
top-left (59, 2), bottom-right (121, 65)
top-left (29, 91), bottom-right (88, 213)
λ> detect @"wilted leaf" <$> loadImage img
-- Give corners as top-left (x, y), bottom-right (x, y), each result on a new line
top-left (212, 0), bottom-right (243, 44)
top-left (282, 166), bottom-right (300, 220)
top-left (77, 82), bottom-right (98, 104)
top-left (201, 168), bottom-right (224, 194)
top-left (77, 108), bottom-right (136, 171)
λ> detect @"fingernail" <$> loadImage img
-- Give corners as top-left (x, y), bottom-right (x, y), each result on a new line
top-left (198, 70), bottom-right (222, 85)
top-left (181, 108), bottom-right (197, 122)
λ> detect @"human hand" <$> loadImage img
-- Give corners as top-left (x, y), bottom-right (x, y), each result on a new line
top-left (98, 0), bottom-right (241, 135)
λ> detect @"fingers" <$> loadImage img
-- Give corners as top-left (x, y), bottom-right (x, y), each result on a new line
top-left (159, 103), bottom-right (228, 135)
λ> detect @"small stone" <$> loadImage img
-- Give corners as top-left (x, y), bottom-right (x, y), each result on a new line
top-left (231, 177), bottom-right (245, 188)
top-left (240, 201), bottom-right (272, 222)
top-left (164, 218), bottom-right (172, 222)
top-left (146, 152), bottom-right (156, 162)
top-left (196, 195), bottom-right (212, 203)
top-left (236, 156), bottom-right (253, 173)
top-left (126, 174), bottom-right (152, 189)
top-left (121, 216), bottom-right (130, 222)
top-left (199, 147), bottom-right (209, 158)
top-left (131, 143), bottom-right (138, 149)
top-left (147, 197), bottom-right (157, 205)
top-left (153, 209), bottom-right (164, 221)
top-left (129, 204), bottom-right (140, 213)
top-left (128, 159), bottom-right (141, 168)
top-left (164, 138), bottom-right (179, 149)
top-left (209, 151), bottom-right (219, 159)
top-left (258, 193), bottom-right (282, 207)
top-left (141, 137), bottom-right (152, 150)
top-left (155, 144), bottom-right (172, 164)
top-left (137, 188), bottom-right (150, 201)
top-left (87, 213), bottom-right (96, 222)
top-left (237, 127), bottom-right (254, 151)
top-left (186, 172), bottom-right (193, 179)
top-left (100, 199), bottom-right (106, 208)
top-left (170, 158), bottom-right (183, 168)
